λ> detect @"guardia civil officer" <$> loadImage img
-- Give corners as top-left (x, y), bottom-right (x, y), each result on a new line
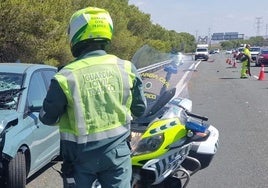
top-left (39, 7), bottom-right (147, 188)
top-left (240, 44), bottom-right (252, 78)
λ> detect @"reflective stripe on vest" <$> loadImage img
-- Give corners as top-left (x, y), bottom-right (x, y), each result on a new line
top-left (55, 54), bottom-right (134, 143)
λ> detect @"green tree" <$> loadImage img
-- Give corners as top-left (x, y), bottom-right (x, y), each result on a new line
top-left (0, 0), bottom-right (196, 66)
top-left (0, 0), bottom-right (74, 65)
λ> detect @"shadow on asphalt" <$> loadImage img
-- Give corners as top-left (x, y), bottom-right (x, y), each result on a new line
top-left (27, 162), bottom-right (60, 184)
top-left (219, 77), bottom-right (241, 79)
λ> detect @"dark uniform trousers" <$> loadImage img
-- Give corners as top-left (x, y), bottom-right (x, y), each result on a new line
top-left (61, 140), bottom-right (132, 188)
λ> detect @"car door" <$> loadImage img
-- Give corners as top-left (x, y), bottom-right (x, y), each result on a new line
top-left (26, 70), bottom-right (60, 172)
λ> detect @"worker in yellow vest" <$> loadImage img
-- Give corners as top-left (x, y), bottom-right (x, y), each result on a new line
top-left (240, 44), bottom-right (252, 78)
top-left (39, 7), bottom-right (147, 188)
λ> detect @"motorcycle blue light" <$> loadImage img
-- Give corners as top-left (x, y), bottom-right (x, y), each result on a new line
top-left (186, 121), bottom-right (207, 133)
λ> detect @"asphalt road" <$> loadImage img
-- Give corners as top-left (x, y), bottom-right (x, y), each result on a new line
top-left (187, 53), bottom-right (268, 188)
top-left (27, 53), bottom-right (268, 188)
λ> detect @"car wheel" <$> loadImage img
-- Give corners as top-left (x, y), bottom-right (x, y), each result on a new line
top-left (255, 62), bottom-right (260, 67)
top-left (7, 151), bottom-right (27, 188)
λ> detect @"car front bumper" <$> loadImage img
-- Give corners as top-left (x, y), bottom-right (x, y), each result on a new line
top-left (195, 54), bottom-right (208, 60)
top-left (257, 59), bottom-right (268, 66)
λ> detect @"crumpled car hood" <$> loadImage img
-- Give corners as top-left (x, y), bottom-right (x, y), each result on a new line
top-left (0, 110), bottom-right (18, 133)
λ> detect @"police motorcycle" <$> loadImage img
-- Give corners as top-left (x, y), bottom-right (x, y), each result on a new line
top-left (93, 45), bottom-right (219, 188)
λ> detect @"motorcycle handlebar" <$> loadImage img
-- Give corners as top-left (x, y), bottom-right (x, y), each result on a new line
top-left (185, 110), bottom-right (208, 121)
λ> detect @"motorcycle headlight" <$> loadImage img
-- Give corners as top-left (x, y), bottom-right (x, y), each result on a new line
top-left (131, 133), bottom-right (164, 156)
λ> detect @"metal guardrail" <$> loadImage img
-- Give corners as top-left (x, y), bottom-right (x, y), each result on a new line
top-left (137, 60), bottom-right (171, 73)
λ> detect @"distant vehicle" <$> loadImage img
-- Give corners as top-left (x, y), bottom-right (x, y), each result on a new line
top-left (209, 49), bottom-right (220, 54)
top-left (195, 44), bottom-right (209, 61)
top-left (0, 63), bottom-right (60, 187)
top-left (250, 47), bottom-right (261, 61)
top-left (256, 48), bottom-right (268, 66)
top-left (225, 49), bottom-right (233, 54)
top-left (240, 44), bottom-right (247, 48)
top-left (234, 47), bottom-right (245, 61)
top-left (214, 49), bottom-right (220, 53)
top-left (195, 48), bottom-right (209, 61)
top-left (209, 50), bottom-right (215, 54)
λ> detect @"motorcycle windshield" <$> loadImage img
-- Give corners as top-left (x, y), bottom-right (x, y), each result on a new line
top-left (131, 45), bottom-right (190, 123)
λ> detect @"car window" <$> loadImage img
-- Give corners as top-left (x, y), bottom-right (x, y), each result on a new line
top-left (42, 70), bottom-right (56, 89)
top-left (27, 71), bottom-right (47, 108)
top-left (261, 50), bottom-right (268, 54)
top-left (238, 48), bottom-right (244, 52)
top-left (250, 48), bottom-right (260, 52)
top-left (196, 48), bottom-right (208, 52)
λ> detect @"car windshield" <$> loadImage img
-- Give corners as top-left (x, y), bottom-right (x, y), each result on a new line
top-left (250, 47), bottom-right (260, 52)
top-left (0, 73), bottom-right (24, 109)
top-left (261, 50), bottom-right (268, 54)
top-left (196, 48), bottom-right (207, 52)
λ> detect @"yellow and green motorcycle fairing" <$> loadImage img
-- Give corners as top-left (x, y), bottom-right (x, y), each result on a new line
top-left (131, 117), bottom-right (188, 166)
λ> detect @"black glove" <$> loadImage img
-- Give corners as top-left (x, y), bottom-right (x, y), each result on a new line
top-left (61, 162), bottom-right (76, 188)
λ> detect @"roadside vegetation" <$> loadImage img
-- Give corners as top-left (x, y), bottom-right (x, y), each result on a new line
top-left (220, 36), bottom-right (268, 50)
top-left (0, 0), bottom-right (196, 67)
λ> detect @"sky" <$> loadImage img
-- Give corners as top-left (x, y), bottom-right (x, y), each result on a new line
top-left (128, 0), bottom-right (268, 39)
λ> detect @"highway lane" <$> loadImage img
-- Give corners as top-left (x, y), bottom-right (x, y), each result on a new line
top-left (27, 53), bottom-right (268, 187)
top-left (187, 53), bottom-right (268, 188)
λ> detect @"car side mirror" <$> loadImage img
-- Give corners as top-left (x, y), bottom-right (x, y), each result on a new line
top-left (28, 100), bottom-right (43, 112)
top-left (24, 102), bottom-right (42, 121)
top-left (29, 105), bottom-right (41, 112)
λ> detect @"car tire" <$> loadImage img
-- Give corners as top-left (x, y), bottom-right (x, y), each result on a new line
top-left (7, 151), bottom-right (27, 188)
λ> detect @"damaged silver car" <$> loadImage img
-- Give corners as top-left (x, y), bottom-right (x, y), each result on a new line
top-left (0, 63), bottom-right (60, 188)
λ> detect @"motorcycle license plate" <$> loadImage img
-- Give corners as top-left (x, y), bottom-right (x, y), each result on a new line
top-left (142, 143), bottom-right (192, 185)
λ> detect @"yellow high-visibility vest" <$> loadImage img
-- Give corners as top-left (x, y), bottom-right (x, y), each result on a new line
top-left (55, 52), bottom-right (134, 144)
